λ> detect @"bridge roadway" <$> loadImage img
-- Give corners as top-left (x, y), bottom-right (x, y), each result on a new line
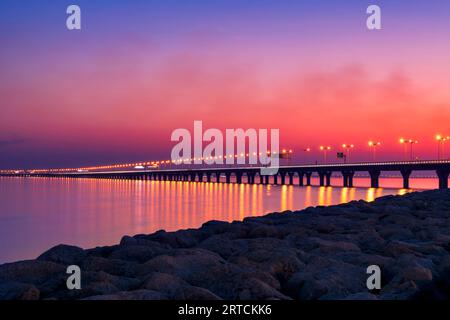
top-left (2, 160), bottom-right (450, 189)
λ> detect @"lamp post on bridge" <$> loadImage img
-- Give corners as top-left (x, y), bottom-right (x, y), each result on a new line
top-left (435, 134), bottom-right (449, 160)
top-left (399, 138), bottom-right (418, 161)
top-left (341, 144), bottom-right (354, 163)
top-left (319, 146), bottom-right (331, 164)
top-left (303, 147), bottom-right (311, 164)
top-left (368, 141), bottom-right (381, 162)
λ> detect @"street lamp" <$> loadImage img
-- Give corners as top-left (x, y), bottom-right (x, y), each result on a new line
top-left (319, 146), bottom-right (331, 164)
top-left (368, 141), bottom-right (381, 161)
top-left (341, 144), bottom-right (354, 163)
top-left (435, 134), bottom-right (450, 160)
top-left (399, 138), bottom-right (418, 161)
top-left (303, 147), bottom-right (311, 164)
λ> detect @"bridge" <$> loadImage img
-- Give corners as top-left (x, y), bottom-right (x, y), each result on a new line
top-left (2, 160), bottom-right (450, 189)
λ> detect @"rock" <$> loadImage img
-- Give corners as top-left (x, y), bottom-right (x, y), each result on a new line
top-left (37, 244), bottom-right (86, 265)
top-left (108, 245), bottom-right (168, 263)
top-left (143, 249), bottom-right (227, 281)
top-left (140, 272), bottom-right (220, 300)
top-left (0, 260), bottom-right (65, 284)
top-left (307, 238), bottom-right (361, 253)
top-left (383, 240), bottom-right (422, 257)
top-left (402, 266), bottom-right (433, 282)
top-left (0, 282), bottom-right (40, 300)
top-left (145, 230), bottom-right (200, 248)
top-left (84, 289), bottom-right (166, 300)
top-left (247, 225), bottom-right (281, 238)
top-left (173, 285), bottom-right (221, 300)
top-left (343, 292), bottom-right (378, 300)
top-left (81, 256), bottom-right (140, 277)
top-left (198, 236), bottom-right (249, 259)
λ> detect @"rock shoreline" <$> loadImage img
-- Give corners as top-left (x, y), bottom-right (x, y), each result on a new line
top-left (1, 189), bottom-right (449, 300)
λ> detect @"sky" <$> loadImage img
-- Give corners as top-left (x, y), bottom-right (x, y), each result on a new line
top-left (1, 0), bottom-right (450, 169)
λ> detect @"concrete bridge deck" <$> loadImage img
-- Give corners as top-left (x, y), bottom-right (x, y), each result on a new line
top-left (3, 160), bottom-right (450, 189)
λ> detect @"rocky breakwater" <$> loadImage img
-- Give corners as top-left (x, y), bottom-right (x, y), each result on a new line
top-left (1, 189), bottom-right (449, 300)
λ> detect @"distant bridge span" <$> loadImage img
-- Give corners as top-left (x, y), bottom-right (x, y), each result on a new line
top-left (2, 160), bottom-right (450, 189)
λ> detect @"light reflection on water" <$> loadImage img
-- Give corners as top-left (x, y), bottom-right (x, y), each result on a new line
top-left (0, 176), bottom-right (435, 263)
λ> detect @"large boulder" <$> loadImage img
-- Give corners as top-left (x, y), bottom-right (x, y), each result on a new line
top-left (37, 244), bottom-right (86, 265)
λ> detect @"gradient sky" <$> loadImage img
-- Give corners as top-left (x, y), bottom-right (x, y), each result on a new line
top-left (1, 0), bottom-right (450, 169)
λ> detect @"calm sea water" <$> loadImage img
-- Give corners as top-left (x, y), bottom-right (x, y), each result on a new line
top-left (0, 176), bottom-right (441, 263)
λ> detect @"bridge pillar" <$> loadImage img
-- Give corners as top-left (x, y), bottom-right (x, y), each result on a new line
top-left (273, 174), bottom-right (278, 185)
top-left (288, 173), bottom-right (294, 185)
top-left (206, 173), bottom-right (211, 183)
top-left (342, 171), bottom-right (354, 187)
top-left (261, 175), bottom-right (268, 184)
top-left (401, 169), bottom-right (412, 189)
top-left (369, 170), bottom-right (380, 188)
top-left (348, 171), bottom-right (354, 187)
top-left (436, 170), bottom-right (449, 189)
top-left (318, 172), bottom-right (325, 186)
top-left (247, 173), bottom-right (255, 184)
top-left (297, 172), bottom-right (304, 186)
top-left (190, 173), bottom-right (196, 182)
top-left (325, 172), bottom-right (332, 186)
top-left (280, 173), bottom-right (286, 185)
top-left (305, 172), bottom-right (312, 186)
top-left (225, 173), bottom-right (231, 184)
top-left (236, 173), bottom-right (243, 184)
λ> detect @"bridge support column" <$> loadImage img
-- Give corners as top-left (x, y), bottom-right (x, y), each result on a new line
top-left (369, 170), bottom-right (380, 188)
top-left (401, 169), bottom-right (412, 189)
top-left (318, 172), bottom-right (325, 186)
top-left (325, 172), bottom-right (332, 186)
top-left (436, 170), bottom-right (449, 189)
top-left (305, 172), bottom-right (312, 186)
top-left (206, 173), bottom-right (211, 183)
top-left (342, 171), bottom-right (355, 187)
top-left (263, 175), bottom-right (269, 184)
top-left (236, 173), bottom-right (243, 184)
top-left (280, 173), bottom-right (286, 185)
top-left (247, 173), bottom-right (255, 184)
top-left (288, 173), bottom-right (294, 185)
top-left (225, 173), bottom-right (231, 184)
top-left (273, 174), bottom-right (278, 185)
top-left (297, 172), bottom-right (304, 186)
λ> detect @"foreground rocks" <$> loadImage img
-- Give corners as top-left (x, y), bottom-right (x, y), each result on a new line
top-left (1, 189), bottom-right (449, 300)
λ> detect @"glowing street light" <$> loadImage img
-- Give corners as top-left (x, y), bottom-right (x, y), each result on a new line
top-left (399, 138), bottom-right (418, 161)
top-left (341, 144), bottom-right (354, 163)
top-left (435, 134), bottom-right (449, 160)
top-left (302, 147), bottom-right (311, 164)
top-left (368, 141), bottom-right (381, 162)
top-left (319, 145), bottom-right (332, 164)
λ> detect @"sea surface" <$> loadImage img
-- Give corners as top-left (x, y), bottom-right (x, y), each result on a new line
top-left (0, 176), bottom-right (442, 263)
